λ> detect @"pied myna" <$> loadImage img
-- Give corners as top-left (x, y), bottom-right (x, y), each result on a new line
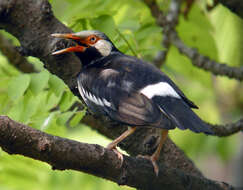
top-left (51, 30), bottom-right (213, 175)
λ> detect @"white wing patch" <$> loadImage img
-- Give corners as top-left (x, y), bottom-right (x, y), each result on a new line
top-left (78, 84), bottom-right (111, 107)
top-left (102, 98), bottom-right (111, 107)
top-left (78, 83), bottom-right (87, 101)
top-left (140, 82), bottom-right (180, 99)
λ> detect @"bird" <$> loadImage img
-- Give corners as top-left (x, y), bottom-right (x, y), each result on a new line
top-left (51, 30), bottom-right (213, 176)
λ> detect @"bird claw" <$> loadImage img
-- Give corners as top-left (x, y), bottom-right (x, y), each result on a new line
top-left (112, 148), bottom-right (124, 164)
top-left (136, 154), bottom-right (159, 176)
top-left (107, 145), bottom-right (123, 168)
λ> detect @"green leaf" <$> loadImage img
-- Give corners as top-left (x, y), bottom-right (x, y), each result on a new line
top-left (7, 97), bottom-right (24, 121)
top-left (7, 74), bottom-right (31, 100)
top-left (90, 15), bottom-right (116, 37)
top-left (178, 4), bottom-right (217, 60)
top-left (118, 20), bottom-right (140, 31)
top-left (48, 75), bottom-right (66, 97)
top-left (56, 111), bottom-right (74, 126)
top-left (209, 5), bottom-right (243, 66)
top-left (29, 70), bottom-right (49, 95)
top-left (216, 137), bottom-right (236, 161)
top-left (69, 110), bottom-right (86, 127)
top-left (20, 91), bottom-right (41, 123)
top-left (59, 91), bottom-right (77, 111)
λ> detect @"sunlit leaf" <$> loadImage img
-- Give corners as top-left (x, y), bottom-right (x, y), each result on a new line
top-left (48, 75), bottom-right (66, 97)
top-left (56, 111), bottom-right (74, 126)
top-left (209, 5), bottom-right (243, 66)
top-left (69, 109), bottom-right (86, 127)
top-left (58, 91), bottom-right (77, 112)
top-left (7, 74), bottom-right (31, 100)
top-left (29, 70), bottom-right (49, 95)
top-left (90, 15), bottom-right (116, 37)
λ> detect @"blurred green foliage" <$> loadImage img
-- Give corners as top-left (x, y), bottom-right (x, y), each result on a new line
top-left (0, 0), bottom-right (243, 189)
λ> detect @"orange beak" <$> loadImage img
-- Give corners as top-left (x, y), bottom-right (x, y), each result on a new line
top-left (51, 33), bottom-right (87, 55)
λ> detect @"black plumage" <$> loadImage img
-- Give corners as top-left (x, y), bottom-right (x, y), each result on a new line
top-left (77, 52), bottom-right (212, 134)
top-left (52, 30), bottom-right (213, 175)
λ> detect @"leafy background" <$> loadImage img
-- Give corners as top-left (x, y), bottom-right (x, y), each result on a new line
top-left (0, 0), bottom-right (242, 189)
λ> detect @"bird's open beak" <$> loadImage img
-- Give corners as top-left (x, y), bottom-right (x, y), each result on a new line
top-left (51, 33), bottom-right (87, 55)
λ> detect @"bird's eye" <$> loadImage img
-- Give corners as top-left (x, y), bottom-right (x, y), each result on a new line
top-left (89, 36), bottom-right (97, 43)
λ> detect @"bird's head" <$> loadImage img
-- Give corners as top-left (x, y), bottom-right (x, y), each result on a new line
top-left (51, 30), bottom-right (118, 65)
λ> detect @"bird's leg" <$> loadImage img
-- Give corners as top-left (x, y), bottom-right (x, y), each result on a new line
top-left (107, 127), bottom-right (137, 149)
top-left (107, 127), bottom-right (136, 162)
top-left (150, 129), bottom-right (168, 175)
top-left (138, 129), bottom-right (168, 176)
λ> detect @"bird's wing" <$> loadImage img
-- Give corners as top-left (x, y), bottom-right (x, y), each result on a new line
top-left (162, 79), bottom-right (198, 109)
top-left (107, 91), bottom-right (165, 127)
top-left (152, 96), bottom-right (213, 134)
top-left (77, 69), bottom-right (173, 128)
top-left (138, 79), bottom-right (213, 134)
top-left (78, 55), bottom-right (213, 134)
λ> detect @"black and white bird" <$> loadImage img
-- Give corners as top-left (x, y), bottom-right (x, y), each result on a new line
top-left (52, 30), bottom-right (213, 175)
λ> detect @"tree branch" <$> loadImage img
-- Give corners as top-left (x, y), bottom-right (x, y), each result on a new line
top-left (210, 119), bottom-right (243, 137)
top-left (0, 0), bottom-right (241, 189)
top-left (0, 0), bottom-right (206, 179)
top-left (0, 115), bottom-right (234, 190)
top-left (143, 0), bottom-right (182, 67)
top-left (143, 0), bottom-right (243, 137)
top-left (170, 31), bottom-right (243, 81)
top-left (145, 0), bottom-right (243, 81)
top-left (0, 0), bottom-right (81, 89)
top-left (82, 114), bottom-right (205, 177)
top-left (0, 33), bottom-right (36, 73)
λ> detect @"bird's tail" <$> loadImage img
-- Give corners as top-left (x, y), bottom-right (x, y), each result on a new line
top-left (156, 97), bottom-right (213, 134)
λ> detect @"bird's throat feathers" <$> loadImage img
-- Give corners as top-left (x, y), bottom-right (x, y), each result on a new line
top-left (75, 46), bottom-right (103, 66)
top-left (76, 40), bottom-right (118, 67)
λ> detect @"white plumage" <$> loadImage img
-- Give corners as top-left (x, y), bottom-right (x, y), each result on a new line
top-left (94, 40), bottom-right (112, 56)
top-left (78, 85), bottom-right (111, 107)
top-left (140, 82), bottom-right (181, 99)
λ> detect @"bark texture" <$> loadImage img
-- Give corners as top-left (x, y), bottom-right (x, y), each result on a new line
top-left (0, 0), bottom-right (202, 178)
top-left (0, 116), bottom-right (233, 190)
top-left (0, 33), bottom-right (36, 73)
top-left (0, 0), bottom-right (241, 189)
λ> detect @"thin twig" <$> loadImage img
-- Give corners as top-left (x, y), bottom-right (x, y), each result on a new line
top-left (143, 0), bottom-right (183, 67)
top-left (145, 0), bottom-right (243, 80)
top-left (210, 118), bottom-right (243, 137)
top-left (170, 30), bottom-right (243, 81)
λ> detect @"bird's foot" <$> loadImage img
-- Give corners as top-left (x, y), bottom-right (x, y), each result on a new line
top-left (137, 154), bottom-right (159, 176)
top-left (106, 144), bottom-right (124, 167)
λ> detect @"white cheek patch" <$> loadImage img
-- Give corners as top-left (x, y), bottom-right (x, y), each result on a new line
top-left (140, 82), bottom-right (181, 99)
top-left (94, 40), bottom-right (112, 56)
